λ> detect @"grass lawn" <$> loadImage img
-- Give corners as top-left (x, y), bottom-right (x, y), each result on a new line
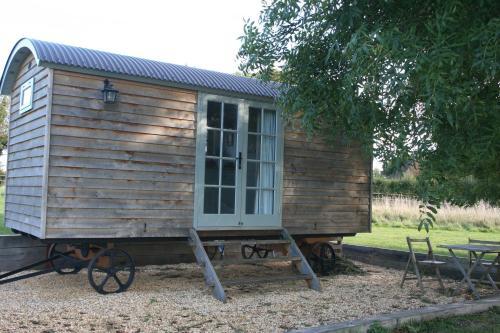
top-left (345, 225), bottom-right (500, 257)
top-left (368, 306), bottom-right (500, 333)
top-left (0, 186), bottom-right (9, 235)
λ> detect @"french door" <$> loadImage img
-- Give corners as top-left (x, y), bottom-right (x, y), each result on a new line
top-left (194, 94), bottom-right (283, 229)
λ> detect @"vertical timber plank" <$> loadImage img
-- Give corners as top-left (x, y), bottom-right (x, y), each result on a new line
top-left (40, 69), bottom-right (54, 239)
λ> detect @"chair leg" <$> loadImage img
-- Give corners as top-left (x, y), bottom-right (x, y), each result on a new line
top-left (476, 255), bottom-right (500, 290)
top-left (401, 256), bottom-right (411, 288)
top-left (435, 266), bottom-right (445, 290)
top-left (413, 262), bottom-right (424, 292)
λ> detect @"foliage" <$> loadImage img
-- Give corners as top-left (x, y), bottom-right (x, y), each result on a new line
top-left (374, 175), bottom-right (418, 197)
top-left (0, 96), bottom-right (8, 154)
top-left (332, 257), bottom-right (366, 276)
top-left (381, 157), bottom-right (412, 178)
top-left (238, 0), bottom-right (500, 209)
top-left (367, 322), bottom-right (388, 333)
top-left (418, 199), bottom-right (439, 233)
top-left (367, 306), bottom-right (500, 333)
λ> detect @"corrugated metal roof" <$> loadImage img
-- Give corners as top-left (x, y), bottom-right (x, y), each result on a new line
top-left (1, 38), bottom-right (281, 98)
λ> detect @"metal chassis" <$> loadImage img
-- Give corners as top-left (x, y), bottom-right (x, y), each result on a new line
top-left (0, 232), bottom-right (352, 288)
top-left (0, 249), bottom-right (84, 285)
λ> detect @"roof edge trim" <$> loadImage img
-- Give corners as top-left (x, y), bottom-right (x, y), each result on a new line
top-left (42, 62), bottom-right (276, 102)
top-left (0, 38), bottom-right (41, 95)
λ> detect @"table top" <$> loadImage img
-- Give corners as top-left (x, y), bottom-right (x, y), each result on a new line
top-left (438, 244), bottom-right (500, 253)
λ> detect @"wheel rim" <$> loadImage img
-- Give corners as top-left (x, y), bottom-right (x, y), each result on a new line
top-left (47, 243), bottom-right (81, 275)
top-left (241, 245), bottom-right (270, 259)
top-left (204, 246), bottom-right (218, 260)
top-left (256, 247), bottom-right (269, 258)
top-left (309, 242), bottom-right (336, 275)
top-left (88, 248), bottom-right (135, 295)
top-left (241, 245), bottom-right (256, 259)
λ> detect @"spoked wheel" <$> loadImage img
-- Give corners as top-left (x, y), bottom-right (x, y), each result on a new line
top-left (241, 245), bottom-right (270, 259)
top-left (308, 242), bottom-right (336, 275)
top-left (87, 248), bottom-right (135, 295)
top-left (204, 245), bottom-right (225, 260)
top-left (47, 243), bottom-right (81, 275)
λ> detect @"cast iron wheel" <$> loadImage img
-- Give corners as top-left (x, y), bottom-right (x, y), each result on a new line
top-left (308, 242), bottom-right (336, 275)
top-left (87, 248), bottom-right (135, 295)
top-left (47, 243), bottom-right (81, 275)
top-left (204, 246), bottom-right (219, 260)
top-left (241, 245), bottom-right (270, 259)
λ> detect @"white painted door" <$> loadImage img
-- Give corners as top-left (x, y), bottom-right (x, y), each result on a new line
top-left (240, 104), bottom-right (282, 228)
top-left (195, 95), bottom-right (283, 229)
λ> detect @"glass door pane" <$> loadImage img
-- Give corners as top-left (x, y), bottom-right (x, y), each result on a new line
top-left (203, 101), bottom-right (238, 215)
top-left (245, 107), bottom-right (277, 215)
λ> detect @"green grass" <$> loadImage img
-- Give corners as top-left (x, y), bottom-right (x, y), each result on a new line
top-left (0, 186), bottom-right (9, 235)
top-left (345, 226), bottom-right (500, 257)
top-left (368, 306), bottom-right (500, 333)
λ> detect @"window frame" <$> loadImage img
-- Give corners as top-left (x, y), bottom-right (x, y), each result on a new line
top-left (19, 78), bottom-right (34, 114)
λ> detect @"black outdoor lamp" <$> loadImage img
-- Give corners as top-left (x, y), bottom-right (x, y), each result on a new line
top-left (102, 79), bottom-right (119, 104)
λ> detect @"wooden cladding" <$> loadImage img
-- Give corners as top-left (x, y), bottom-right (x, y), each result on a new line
top-left (4, 54), bottom-right (49, 237)
top-left (45, 70), bottom-right (197, 238)
top-left (4, 61), bottom-right (371, 239)
top-left (282, 129), bottom-right (371, 235)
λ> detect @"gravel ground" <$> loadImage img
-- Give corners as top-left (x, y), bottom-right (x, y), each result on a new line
top-left (0, 261), bottom-right (488, 333)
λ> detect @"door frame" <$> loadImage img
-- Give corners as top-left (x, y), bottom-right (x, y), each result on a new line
top-left (193, 93), bottom-right (284, 230)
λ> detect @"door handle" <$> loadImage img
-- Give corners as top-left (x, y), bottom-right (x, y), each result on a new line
top-left (237, 152), bottom-right (242, 169)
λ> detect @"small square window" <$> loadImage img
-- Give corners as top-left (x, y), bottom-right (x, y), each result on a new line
top-left (19, 78), bottom-right (34, 114)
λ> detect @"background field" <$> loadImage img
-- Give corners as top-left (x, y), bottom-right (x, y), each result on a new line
top-left (372, 196), bottom-right (500, 232)
top-left (346, 196), bottom-right (500, 255)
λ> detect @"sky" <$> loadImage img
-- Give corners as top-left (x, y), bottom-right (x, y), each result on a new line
top-left (0, 0), bottom-right (263, 75)
top-left (0, 0), bottom-right (382, 171)
top-left (0, 0), bottom-right (264, 170)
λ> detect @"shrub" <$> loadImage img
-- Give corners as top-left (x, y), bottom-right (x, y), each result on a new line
top-left (373, 175), bottom-right (418, 197)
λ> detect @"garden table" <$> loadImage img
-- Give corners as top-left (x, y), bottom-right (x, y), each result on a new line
top-left (437, 244), bottom-right (500, 299)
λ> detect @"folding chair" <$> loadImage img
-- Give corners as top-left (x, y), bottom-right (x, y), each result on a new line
top-left (400, 237), bottom-right (446, 292)
top-left (468, 238), bottom-right (500, 285)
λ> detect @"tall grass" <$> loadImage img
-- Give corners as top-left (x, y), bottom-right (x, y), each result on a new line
top-left (373, 196), bottom-right (500, 232)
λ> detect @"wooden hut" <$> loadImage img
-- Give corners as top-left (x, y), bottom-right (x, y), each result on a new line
top-left (0, 39), bottom-right (371, 300)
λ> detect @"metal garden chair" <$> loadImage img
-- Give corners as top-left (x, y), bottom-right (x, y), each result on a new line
top-left (400, 237), bottom-right (446, 292)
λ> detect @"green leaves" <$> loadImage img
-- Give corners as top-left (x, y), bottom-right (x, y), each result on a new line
top-left (418, 200), bottom-right (439, 233)
top-left (0, 96), bottom-right (9, 153)
top-left (238, 0), bottom-right (500, 210)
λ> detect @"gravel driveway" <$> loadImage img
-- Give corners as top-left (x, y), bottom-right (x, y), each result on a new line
top-left (0, 261), bottom-right (467, 332)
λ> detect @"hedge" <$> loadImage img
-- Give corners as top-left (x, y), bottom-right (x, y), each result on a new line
top-left (373, 176), bottom-right (418, 197)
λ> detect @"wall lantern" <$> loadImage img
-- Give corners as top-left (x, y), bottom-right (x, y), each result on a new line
top-left (102, 79), bottom-right (118, 104)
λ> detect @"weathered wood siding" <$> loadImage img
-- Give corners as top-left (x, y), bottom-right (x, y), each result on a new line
top-left (4, 54), bottom-right (50, 237)
top-left (45, 70), bottom-right (197, 238)
top-left (282, 129), bottom-right (371, 235)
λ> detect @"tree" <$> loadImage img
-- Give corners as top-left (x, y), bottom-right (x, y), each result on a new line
top-left (238, 0), bottom-right (500, 214)
top-left (0, 96), bottom-right (8, 154)
top-left (382, 158), bottom-right (411, 179)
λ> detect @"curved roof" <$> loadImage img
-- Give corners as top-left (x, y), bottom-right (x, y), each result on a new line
top-left (0, 38), bottom-right (280, 98)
